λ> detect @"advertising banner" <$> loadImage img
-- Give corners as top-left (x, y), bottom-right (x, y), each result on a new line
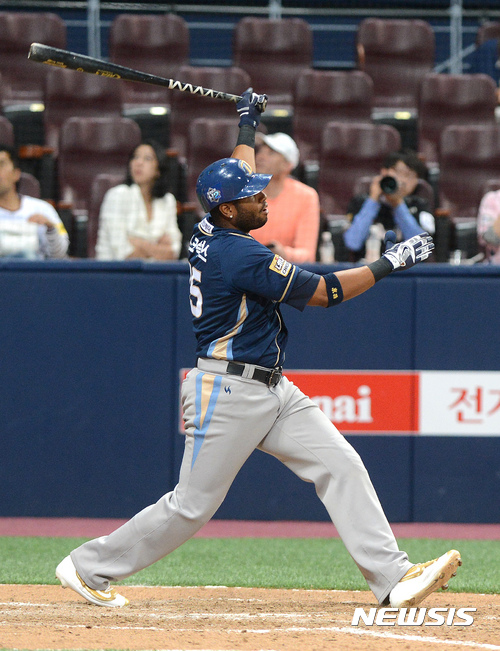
top-left (180, 369), bottom-right (500, 436)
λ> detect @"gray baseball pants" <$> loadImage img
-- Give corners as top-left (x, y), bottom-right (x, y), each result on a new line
top-left (72, 361), bottom-right (412, 603)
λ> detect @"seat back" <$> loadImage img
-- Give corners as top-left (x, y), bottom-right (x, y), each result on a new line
top-left (233, 17), bottom-right (313, 109)
top-left (293, 69), bottom-right (373, 163)
top-left (0, 114), bottom-right (14, 146)
top-left (0, 12), bottom-right (66, 105)
top-left (18, 172), bottom-right (41, 198)
top-left (356, 18), bottom-right (435, 110)
top-left (109, 13), bottom-right (189, 107)
top-left (43, 68), bottom-right (123, 152)
top-left (58, 117), bottom-right (142, 211)
top-left (418, 73), bottom-right (497, 165)
top-left (480, 178), bottom-right (500, 196)
top-left (169, 65), bottom-right (251, 158)
top-left (186, 118), bottom-right (240, 210)
top-left (439, 124), bottom-right (500, 219)
top-left (318, 121), bottom-right (401, 215)
top-left (476, 21), bottom-right (500, 46)
top-left (87, 173), bottom-right (125, 258)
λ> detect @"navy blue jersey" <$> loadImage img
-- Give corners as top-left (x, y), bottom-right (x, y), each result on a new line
top-left (188, 217), bottom-right (319, 368)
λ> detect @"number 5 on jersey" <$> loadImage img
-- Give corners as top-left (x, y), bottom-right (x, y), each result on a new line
top-left (189, 264), bottom-right (203, 318)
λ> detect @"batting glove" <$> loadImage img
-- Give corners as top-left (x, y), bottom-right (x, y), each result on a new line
top-left (382, 232), bottom-right (435, 270)
top-left (237, 87), bottom-right (268, 129)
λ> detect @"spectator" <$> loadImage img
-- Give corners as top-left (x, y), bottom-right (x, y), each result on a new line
top-left (253, 132), bottom-right (320, 263)
top-left (0, 144), bottom-right (68, 259)
top-left (95, 140), bottom-right (182, 261)
top-left (343, 150), bottom-right (435, 262)
top-left (477, 189), bottom-right (500, 263)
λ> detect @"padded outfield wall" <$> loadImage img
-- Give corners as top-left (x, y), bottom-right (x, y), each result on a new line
top-left (0, 260), bottom-right (498, 523)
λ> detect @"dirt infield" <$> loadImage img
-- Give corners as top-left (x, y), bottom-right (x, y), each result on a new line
top-left (1, 584), bottom-right (499, 651)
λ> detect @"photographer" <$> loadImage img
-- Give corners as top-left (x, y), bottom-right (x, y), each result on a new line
top-left (343, 150), bottom-right (435, 262)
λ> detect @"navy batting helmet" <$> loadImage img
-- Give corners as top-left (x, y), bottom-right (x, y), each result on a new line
top-left (196, 158), bottom-right (271, 213)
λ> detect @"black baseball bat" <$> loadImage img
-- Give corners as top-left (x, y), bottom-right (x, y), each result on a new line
top-left (28, 42), bottom-right (268, 111)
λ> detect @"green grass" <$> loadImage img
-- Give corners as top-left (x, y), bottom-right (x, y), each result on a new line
top-left (0, 536), bottom-right (498, 594)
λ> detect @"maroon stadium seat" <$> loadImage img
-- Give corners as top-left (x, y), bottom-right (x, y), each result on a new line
top-left (0, 12), bottom-right (66, 106)
top-left (185, 118), bottom-right (240, 211)
top-left (233, 17), bottom-right (313, 111)
top-left (418, 73), bottom-right (497, 166)
top-left (43, 68), bottom-right (123, 153)
top-left (439, 124), bottom-right (500, 220)
top-left (356, 18), bottom-right (435, 110)
top-left (292, 69), bottom-right (373, 164)
top-left (57, 117), bottom-right (141, 212)
top-left (109, 13), bottom-right (189, 108)
top-left (318, 121), bottom-right (401, 216)
top-left (170, 66), bottom-right (251, 158)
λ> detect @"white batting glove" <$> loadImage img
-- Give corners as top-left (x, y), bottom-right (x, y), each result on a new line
top-left (382, 232), bottom-right (435, 270)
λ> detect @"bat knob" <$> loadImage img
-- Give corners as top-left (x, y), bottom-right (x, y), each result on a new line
top-left (256, 94), bottom-right (268, 114)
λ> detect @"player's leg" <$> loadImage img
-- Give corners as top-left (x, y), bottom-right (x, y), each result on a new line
top-left (68, 369), bottom-right (279, 593)
top-left (258, 376), bottom-right (412, 604)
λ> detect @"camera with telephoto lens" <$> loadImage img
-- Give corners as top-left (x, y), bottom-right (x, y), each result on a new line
top-left (380, 175), bottom-right (398, 195)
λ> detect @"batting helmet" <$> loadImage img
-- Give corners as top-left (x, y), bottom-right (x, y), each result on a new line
top-left (196, 158), bottom-right (271, 213)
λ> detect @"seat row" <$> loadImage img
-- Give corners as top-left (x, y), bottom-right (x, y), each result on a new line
top-left (0, 10), bottom-right (496, 116)
top-left (2, 112), bottom-right (497, 262)
top-left (0, 61), bottom-right (498, 169)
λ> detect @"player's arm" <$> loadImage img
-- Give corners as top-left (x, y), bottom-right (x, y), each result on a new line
top-left (230, 88), bottom-right (267, 171)
top-left (308, 231), bottom-right (435, 307)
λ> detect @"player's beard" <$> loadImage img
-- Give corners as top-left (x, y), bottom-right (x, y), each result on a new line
top-left (234, 203), bottom-right (268, 233)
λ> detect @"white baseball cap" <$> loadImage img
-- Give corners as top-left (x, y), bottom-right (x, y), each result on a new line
top-left (260, 132), bottom-right (300, 169)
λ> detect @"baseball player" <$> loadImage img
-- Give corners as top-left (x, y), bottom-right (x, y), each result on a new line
top-left (55, 89), bottom-right (461, 609)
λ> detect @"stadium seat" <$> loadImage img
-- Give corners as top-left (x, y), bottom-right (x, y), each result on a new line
top-left (57, 117), bottom-right (141, 212)
top-left (476, 21), bottom-right (500, 46)
top-left (356, 18), bottom-right (435, 110)
top-left (109, 13), bottom-right (190, 109)
top-left (18, 172), bottom-right (41, 198)
top-left (233, 17), bottom-right (313, 111)
top-left (480, 178), bottom-right (500, 196)
top-left (185, 118), bottom-right (240, 210)
top-left (418, 73), bottom-right (497, 167)
top-left (43, 68), bottom-right (123, 153)
top-left (438, 124), bottom-right (500, 220)
top-left (0, 12), bottom-right (66, 106)
top-left (0, 115), bottom-right (14, 146)
top-left (169, 65), bottom-right (251, 158)
top-left (292, 69), bottom-right (373, 164)
top-left (318, 121), bottom-right (401, 216)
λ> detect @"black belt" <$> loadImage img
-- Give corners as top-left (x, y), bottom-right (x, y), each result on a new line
top-left (226, 361), bottom-right (283, 387)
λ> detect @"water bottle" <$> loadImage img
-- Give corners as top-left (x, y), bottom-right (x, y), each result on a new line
top-left (319, 231), bottom-right (335, 263)
top-left (365, 224), bottom-right (383, 263)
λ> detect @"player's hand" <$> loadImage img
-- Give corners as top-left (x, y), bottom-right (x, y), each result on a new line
top-left (383, 229), bottom-right (397, 251)
top-left (237, 87), bottom-right (268, 129)
top-left (382, 232), bottom-right (434, 270)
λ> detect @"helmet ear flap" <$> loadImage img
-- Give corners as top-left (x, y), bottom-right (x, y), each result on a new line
top-left (196, 158), bottom-right (271, 213)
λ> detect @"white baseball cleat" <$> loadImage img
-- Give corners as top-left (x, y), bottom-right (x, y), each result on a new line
top-left (389, 549), bottom-right (462, 608)
top-left (56, 555), bottom-right (129, 607)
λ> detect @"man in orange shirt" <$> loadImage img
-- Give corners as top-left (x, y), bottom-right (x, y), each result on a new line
top-left (254, 132), bottom-right (320, 263)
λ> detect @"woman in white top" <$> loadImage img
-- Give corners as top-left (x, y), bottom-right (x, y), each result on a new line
top-left (95, 140), bottom-right (182, 261)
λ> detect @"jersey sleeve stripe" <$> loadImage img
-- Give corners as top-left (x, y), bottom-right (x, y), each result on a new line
top-left (278, 265), bottom-right (297, 303)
